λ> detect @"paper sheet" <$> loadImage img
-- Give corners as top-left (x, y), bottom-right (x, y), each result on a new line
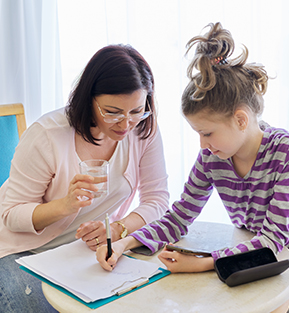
top-left (16, 239), bottom-right (160, 303)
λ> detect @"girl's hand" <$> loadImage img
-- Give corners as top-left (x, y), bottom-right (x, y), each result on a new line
top-left (96, 241), bottom-right (126, 271)
top-left (158, 244), bottom-right (215, 273)
top-left (62, 174), bottom-right (97, 215)
top-left (75, 220), bottom-right (106, 251)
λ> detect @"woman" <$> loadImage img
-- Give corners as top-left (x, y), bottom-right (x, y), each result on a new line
top-left (0, 44), bottom-right (169, 312)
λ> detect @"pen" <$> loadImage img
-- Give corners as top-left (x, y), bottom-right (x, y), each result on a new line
top-left (105, 213), bottom-right (112, 260)
top-left (116, 278), bottom-right (149, 296)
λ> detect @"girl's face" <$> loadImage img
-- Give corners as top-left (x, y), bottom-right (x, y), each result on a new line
top-left (185, 111), bottom-right (245, 160)
top-left (92, 89), bottom-right (148, 141)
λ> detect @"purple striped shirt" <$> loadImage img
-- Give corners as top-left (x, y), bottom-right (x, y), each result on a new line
top-left (131, 127), bottom-right (289, 260)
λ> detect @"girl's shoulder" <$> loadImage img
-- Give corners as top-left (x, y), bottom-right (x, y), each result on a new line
top-left (259, 126), bottom-right (289, 165)
top-left (262, 126), bottom-right (289, 150)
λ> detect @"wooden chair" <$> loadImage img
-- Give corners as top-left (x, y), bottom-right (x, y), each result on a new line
top-left (0, 103), bottom-right (27, 186)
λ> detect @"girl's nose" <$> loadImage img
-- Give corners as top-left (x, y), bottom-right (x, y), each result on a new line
top-left (200, 136), bottom-right (210, 150)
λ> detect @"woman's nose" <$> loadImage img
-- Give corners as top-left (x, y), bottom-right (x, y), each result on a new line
top-left (117, 116), bottom-right (130, 128)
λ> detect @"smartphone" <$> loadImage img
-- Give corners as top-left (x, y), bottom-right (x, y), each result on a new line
top-left (165, 244), bottom-right (211, 257)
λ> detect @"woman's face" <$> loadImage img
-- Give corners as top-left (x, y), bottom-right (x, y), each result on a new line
top-left (92, 89), bottom-right (148, 141)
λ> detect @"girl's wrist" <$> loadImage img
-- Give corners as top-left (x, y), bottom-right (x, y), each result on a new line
top-left (116, 236), bottom-right (141, 252)
top-left (198, 257), bottom-right (215, 272)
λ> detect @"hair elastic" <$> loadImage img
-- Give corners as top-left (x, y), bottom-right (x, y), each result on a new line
top-left (211, 55), bottom-right (227, 65)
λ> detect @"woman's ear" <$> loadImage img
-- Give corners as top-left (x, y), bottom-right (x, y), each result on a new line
top-left (234, 109), bottom-right (249, 132)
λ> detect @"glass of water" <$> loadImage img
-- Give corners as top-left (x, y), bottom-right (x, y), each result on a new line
top-left (79, 159), bottom-right (109, 198)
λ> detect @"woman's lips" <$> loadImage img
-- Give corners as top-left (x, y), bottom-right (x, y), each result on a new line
top-left (113, 130), bottom-right (128, 136)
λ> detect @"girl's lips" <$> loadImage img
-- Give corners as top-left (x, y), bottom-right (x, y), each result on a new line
top-left (211, 150), bottom-right (219, 155)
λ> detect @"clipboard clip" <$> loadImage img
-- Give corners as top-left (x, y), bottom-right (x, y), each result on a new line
top-left (111, 276), bottom-right (149, 296)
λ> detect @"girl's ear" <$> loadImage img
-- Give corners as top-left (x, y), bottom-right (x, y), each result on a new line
top-left (234, 109), bottom-right (249, 132)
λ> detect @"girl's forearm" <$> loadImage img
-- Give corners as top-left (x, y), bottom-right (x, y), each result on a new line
top-left (118, 235), bottom-right (143, 252)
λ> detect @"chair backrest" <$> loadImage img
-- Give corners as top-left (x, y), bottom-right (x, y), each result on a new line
top-left (0, 103), bottom-right (27, 186)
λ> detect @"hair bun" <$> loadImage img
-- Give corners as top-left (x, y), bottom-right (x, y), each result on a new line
top-left (182, 23), bottom-right (268, 118)
top-left (186, 22), bottom-right (234, 76)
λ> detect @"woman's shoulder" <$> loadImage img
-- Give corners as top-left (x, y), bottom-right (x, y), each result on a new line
top-left (128, 124), bottom-right (161, 147)
top-left (25, 107), bottom-right (71, 138)
top-left (35, 107), bottom-right (68, 129)
top-left (20, 107), bottom-right (73, 149)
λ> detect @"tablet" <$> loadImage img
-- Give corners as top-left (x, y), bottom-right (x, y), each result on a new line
top-left (165, 244), bottom-right (211, 257)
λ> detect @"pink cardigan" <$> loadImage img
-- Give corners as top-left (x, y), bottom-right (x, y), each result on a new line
top-left (0, 108), bottom-right (169, 258)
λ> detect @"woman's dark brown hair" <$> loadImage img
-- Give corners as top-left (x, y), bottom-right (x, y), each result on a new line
top-left (66, 44), bottom-right (155, 145)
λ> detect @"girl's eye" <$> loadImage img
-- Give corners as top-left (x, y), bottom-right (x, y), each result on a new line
top-left (203, 133), bottom-right (212, 137)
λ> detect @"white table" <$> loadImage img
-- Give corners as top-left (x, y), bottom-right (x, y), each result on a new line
top-left (42, 221), bottom-right (289, 313)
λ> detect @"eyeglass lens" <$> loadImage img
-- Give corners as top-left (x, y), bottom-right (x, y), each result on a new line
top-left (104, 111), bottom-right (150, 123)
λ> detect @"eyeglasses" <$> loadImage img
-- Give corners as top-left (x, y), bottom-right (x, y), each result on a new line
top-left (95, 100), bottom-right (152, 123)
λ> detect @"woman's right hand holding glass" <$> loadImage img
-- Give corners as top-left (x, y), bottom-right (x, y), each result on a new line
top-left (62, 174), bottom-right (97, 215)
top-left (33, 174), bottom-right (98, 231)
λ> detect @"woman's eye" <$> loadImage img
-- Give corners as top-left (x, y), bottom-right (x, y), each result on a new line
top-left (106, 110), bottom-right (120, 115)
top-left (204, 133), bottom-right (211, 137)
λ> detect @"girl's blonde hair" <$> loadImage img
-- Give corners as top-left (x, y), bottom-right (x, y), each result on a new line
top-left (182, 23), bottom-right (268, 118)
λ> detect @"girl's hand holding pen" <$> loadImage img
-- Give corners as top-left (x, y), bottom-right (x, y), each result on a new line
top-left (96, 236), bottom-right (145, 271)
top-left (96, 242), bottom-right (125, 271)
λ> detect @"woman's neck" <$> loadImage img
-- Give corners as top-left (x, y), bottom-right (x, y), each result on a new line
top-left (75, 131), bottom-right (117, 162)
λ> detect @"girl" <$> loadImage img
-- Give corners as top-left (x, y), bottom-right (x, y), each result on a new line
top-left (0, 45), bottom-right (169, 312)
top-left (97, 23), bottom-right (289, 275)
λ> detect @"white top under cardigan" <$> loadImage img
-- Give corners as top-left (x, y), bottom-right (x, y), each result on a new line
top-left (33, 135), bottom-right (130, 252)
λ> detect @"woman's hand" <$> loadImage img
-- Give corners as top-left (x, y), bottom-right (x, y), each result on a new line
top-left (75, 220), bottom-right (106, 251)
top-left (33, 174), bottom-right (97, 231)
top-left (158, 244), bottom-right (215, 273)
top-left (61, 174), bottom-right (98, 215)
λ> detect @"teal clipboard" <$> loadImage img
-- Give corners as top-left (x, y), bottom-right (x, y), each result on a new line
top-left (20, 264), bottom-right (170, 309)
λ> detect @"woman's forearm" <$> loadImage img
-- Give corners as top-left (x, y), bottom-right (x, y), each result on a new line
top-left (32, 198), bottom-right (69, 231)
top-left (32, 175), bottom-right (95, 231)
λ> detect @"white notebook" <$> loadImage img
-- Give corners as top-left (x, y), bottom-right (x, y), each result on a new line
top-left (16, 239), bottom-right (161, 303)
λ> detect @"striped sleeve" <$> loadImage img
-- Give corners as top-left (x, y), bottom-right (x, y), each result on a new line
top-left (130, 153), bottom-right (213, 255)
